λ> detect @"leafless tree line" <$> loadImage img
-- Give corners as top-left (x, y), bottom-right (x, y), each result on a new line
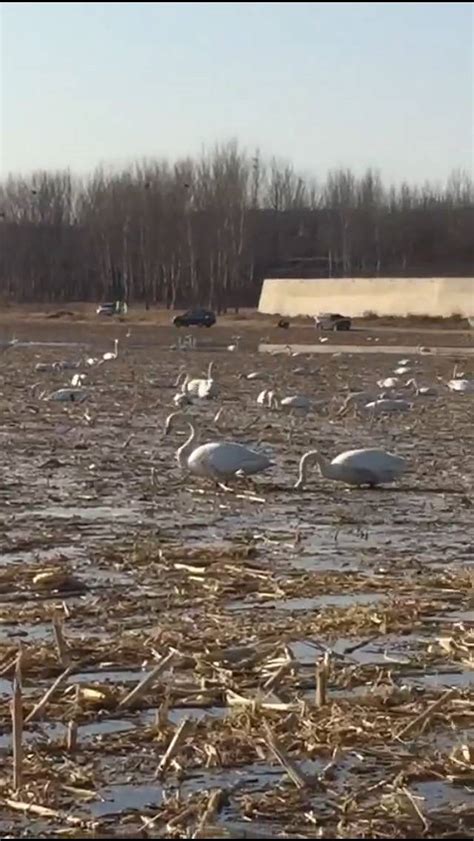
top-left (0, 142), bottom-right (472, 309)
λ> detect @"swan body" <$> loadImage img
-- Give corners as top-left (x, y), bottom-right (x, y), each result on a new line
top-left (364, 398), bottom-right (413, 414)
top-left (295, 447), bottom-right (407, 489)
top-left (196, 378), bottom-right (218, 399)
top-left (394, 366), bottom-right (411, 376)
top-left (377, 377), bottom-right (399, 389)
top-left (164, 412), bottom-right (272, 482)
top-left (35, 362), bottom-right (59, 372)
top-left (447, 378), bottom-right (474, 393)
top-left (47, 388), bottom-right (88, 403)
top-left (280, 395), bottom-right (311, 411)
top-left (405, 378), bottom-right (437, 396)
top-left (102, 339), bottom-right (119, 362)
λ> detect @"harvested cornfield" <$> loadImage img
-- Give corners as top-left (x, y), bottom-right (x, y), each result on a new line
top-left (0, 321), bottom-right (473, 838)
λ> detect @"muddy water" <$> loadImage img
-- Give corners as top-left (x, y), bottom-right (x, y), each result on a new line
top-left (0, 327), bottom-right (473, 836)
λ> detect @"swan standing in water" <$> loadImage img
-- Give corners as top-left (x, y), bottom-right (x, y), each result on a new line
top-left (337, 391), bottom-right (381, 417)
top-left (256, 389), bottom-right (271, 407)
top-left (164, 411), bottom-right (273, 488)
top-left (295, 448), bottom-right (407, 489)
top-left (364, 398), bottom-right (413, 415)
top-left (338, 393), bottom-right (411, 416)
top-left (405, 378), bottom-right (438, 396)
top-left (227, 336), bottom-right (241, 352)
top-left (71, 373), bottom-right (86, 387)
top-left (280, 395), bottom-right (312, 412)
top-left (47, 388), bottom-right (88, 403)
top-left (447, 378), bottom-right (474, 393)
top-left (175, 362), bottom-right (218, 399)
top-left (377, 377), bottom-right (399, 389)
top-left (101, 339), bottom-right (119, 363)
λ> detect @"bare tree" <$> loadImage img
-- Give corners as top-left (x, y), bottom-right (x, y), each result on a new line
top-left (1, 149), bottom-right (472, 307)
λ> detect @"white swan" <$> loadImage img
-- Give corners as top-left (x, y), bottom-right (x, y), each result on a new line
top-left (164, 412), bottom-right (273, 484)
top-left (364, 398), bottom-right (413, 414)
top-left (256, 389), bottom-right (275, 408)
top-left (227, 336), bottom-right (241, 352)
top-left (47, 388), bottom-right (88, 403)
top-left (447, 378), bottom-right (474, 393)
top-left (176, 362), bottom-right (218, 399)
top-left (71, 373), bottom-right (86, 387)
top-left (451, 363), bottom-right (465, 379)
top-left (337, 391), bottom-right (380, 416)
top-left (394, 366), bottom-right (411, 376)
top-left (377, 377), bottom-right (399, 389)
top-left (280, 395), bottom-right (311, 412)
top-left (337, 391), bottom-right (404, 416)
top-left (295, 448), bottom-right (407, 489)
top-left (35, 362), bottom-right (59, 372)
top-left (405, 378), bottom-right (437, 396)
top-left (102, 339), bottom-right (119, 362)
top-left (257, 389), bottom-right (268, 406)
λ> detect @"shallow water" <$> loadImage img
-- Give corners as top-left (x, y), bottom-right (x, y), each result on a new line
top-left (229, 592), bottom-right (385, 611)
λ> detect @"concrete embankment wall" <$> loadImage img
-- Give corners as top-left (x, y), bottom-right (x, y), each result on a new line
top-left (258, 277), bottom-right (474, 318)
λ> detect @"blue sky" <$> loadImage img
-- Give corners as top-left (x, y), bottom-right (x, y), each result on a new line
top-left (1, 2), bottom-right (472, 183)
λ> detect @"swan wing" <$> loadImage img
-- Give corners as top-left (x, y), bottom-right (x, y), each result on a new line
top-left (345, 465), bottom-right (385, 485)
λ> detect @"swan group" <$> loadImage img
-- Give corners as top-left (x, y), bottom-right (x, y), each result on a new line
top-left (175, 362), bottom-right (218, 400)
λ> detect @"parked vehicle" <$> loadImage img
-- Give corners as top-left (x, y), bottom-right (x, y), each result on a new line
top-left (173, 308), bottom-right (216, 328)
top-left (96, 301), bottom-right (128, 317)
top-left (314, 312), bottom-right (351, 331)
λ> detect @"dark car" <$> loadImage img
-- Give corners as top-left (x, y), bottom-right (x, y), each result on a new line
top-left (173, 308), bottom-right (216, 328)
top-left (314, 312), bottom-right (351, 331)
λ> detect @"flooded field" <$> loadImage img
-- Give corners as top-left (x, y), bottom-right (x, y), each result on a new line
top-left (0, 321), bottom-right (473, 838)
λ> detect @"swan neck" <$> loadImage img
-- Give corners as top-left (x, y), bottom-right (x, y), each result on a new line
top-left (177, 421), bottom-right (196, 468)
top-left (296, 451), bottom-right (325, 488)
